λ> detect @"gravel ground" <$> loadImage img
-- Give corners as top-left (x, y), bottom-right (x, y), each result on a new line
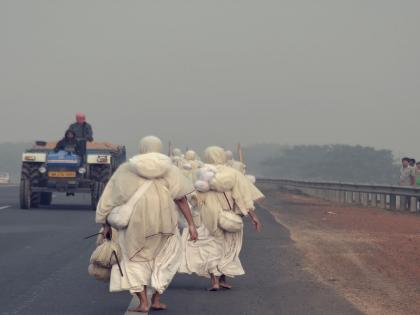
top-left (259, 185), bottom-right (420, 315)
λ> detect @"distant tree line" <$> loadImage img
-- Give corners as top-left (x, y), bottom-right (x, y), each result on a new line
top-left (0, 142), bottom-right (401, 184)
top-left (243, 144), bottom-right (400, 184)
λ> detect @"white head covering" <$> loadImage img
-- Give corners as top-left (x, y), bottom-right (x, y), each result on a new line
top-left (225, 150), bottom-right (233, 161)
top-left (185, 150), bottom-right (197, 161)
top-left (139, 136), bottom-right (163, 154)
top-left (173, 148), bottom-right (183, 157)
top-left (204, 146), bottom-right (227, 165)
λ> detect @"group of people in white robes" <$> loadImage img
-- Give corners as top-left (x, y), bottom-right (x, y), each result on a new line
top-left (95, 136), bottom-right (264, 312)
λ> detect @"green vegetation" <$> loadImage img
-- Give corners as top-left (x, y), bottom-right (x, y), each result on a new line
top-left (243, 144), bottom-right (400, 184)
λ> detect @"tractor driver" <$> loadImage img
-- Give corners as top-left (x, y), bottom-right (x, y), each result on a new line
top-left (68, 112), bottom-right (94, 163)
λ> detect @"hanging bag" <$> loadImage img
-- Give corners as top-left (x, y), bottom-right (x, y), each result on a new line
top-left (107, 181), bottom-right (152, 230)
top-left (217, 192), bottom-right (243, 233)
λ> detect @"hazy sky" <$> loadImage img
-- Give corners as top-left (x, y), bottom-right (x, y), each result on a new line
top-left (1, 1), bottom-right (419, 157)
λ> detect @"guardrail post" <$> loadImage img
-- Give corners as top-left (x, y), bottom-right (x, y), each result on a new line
top-left (361, 193), bottom-right (368, 206)
top-left (329, 190), bottom-right (335, 202)
top-left (379, 194), bottom-right (386, 209)
top-left (410, 196), bottom-right (417, 212)
top-left (334, 190), bottom-right (340, 203)
top-left (390, 195), bottom-right (397, 210)
top-left (339, 191), bottom-right (346, 204)
top-left (354, 192), bottom-right (361, 204)
top-left (371, 193), bottom-right (377, 207)
top-left (346, 191), bottom-right (353, 204)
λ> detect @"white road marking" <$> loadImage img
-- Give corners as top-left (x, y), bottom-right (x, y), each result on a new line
top-left (0, 205), bottom-right (11, 210)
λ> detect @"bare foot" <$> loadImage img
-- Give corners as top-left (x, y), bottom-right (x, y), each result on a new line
top-left (219, 282), bottom-right (233, 290)
top-left (128, 305), bottom-right (149, 313)
top-left (151, 303), bottom-right (167, 311)
top-left (219, 275), bottom-right (232, 289)
top-left (208, 285), bottom-right (220, 291)
top-left (151, 292), bottom-right (167, 311)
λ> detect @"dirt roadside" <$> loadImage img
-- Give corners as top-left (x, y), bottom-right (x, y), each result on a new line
top-left (259, 185), bottom-right (420, 315)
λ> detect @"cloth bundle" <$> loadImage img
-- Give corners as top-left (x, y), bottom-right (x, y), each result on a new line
top-left (194, 165), bottom-right (217, 192)
top-left (218, 208), bottom-right (243, 233)
top-left (182, 162), bottom-right (192, 170)
top-left (195, 165), bottom-right (244, 233)
top-left (88, 229), bottom-right (122, 282)
top-left (107, 181), bottom-right (152, 230)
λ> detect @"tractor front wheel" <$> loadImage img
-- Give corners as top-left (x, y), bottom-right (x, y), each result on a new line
top-left (19, 179), bottom-right (31, 209)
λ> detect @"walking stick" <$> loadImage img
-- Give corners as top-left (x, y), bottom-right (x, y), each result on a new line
top-left (112, 250), bottom-right (124, 277)
top-left (83, 232), bottom-right (102, 240)
top-left (168, 141), bottom-right (173, 157)
top-left (237, 143), bottom-right (244, 163)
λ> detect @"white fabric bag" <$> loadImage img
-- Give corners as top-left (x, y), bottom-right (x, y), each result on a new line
top-left (218, 210), bottom-right (243, 233)
top-left (107, 181), bottom-right (152, 230)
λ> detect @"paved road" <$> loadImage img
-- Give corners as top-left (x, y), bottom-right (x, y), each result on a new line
top-left (0, 186), bottom-right (362, 315)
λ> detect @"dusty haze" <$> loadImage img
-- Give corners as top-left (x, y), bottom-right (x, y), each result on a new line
top-left (1, 1), bottom-right (419, 157)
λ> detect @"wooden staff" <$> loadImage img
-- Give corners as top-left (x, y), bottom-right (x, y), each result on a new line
top-left (237, 143), bottom-right (244, 163)
top-left (168, 141), bottom-right (173, 157)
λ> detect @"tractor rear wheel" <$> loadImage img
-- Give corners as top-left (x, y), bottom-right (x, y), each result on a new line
top-left (91, 182), bottom-right (105, 211)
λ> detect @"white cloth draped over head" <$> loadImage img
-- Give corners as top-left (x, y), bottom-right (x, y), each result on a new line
top-left (225, 150), bottom-right (233, 161)
top-left (172, 148), bottom-right (183, 157)
top-left (171, 147), bottom-right (186, 169)
top-left (96, 137), bottom-right (194, 263)
top-left (185, 150), bottom-right (197, 161)
top-left (181, 150), bottom-right (202, 182)
top-left (139, 135), bottom-right (163, 154)
top-left (204, 146), bottom-right (227, 165)
top-left (225, 150), bottom-right (246, 174)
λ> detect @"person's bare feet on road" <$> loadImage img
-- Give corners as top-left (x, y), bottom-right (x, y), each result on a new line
top-left (208, 273), bottom-right (220, 291)
top-left (151, 292), bottom-right (167, 311)
top-left (219, 275), bottom-right (233, 289)
top-left (128, 305), bottom-right (149, 313)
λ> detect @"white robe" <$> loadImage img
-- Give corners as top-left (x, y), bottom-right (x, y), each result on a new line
top-left (96, 153), bottom-right (193, 294)
top-left (111, 229), bottom-right (182, 294)
top-left (179, 164), bottom-right (262, 279)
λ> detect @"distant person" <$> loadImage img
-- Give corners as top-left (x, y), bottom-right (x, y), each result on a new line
top-left (69, 112), bottom-right (93, 163)
top-left (400, 157), bottom-right (416, 186)
top-left (400, 157), bottom-right (416, 210)
top-left (69, 112), bottom-right (94, 142)
top-left (409, 158), bottom-right (416, 169)
top-left (416, 162), bottom-right (420, 187)
top-left (54, 129), bottom-right (81, 155)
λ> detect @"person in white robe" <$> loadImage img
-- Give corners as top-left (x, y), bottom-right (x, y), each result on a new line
top-left (181, 150), bottom-right (202, 182)
top-left (171, 148), bottom-right (185, 169)
top-left (225, 150), bottom-right (246, 174)
top-left (179, 146), bottom-right (263, 291)
top-left (96, 136), bottom-right (198, 312)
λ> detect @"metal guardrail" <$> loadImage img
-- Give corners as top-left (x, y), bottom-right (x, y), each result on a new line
top-left (257, 178), bottom-right (420, 212)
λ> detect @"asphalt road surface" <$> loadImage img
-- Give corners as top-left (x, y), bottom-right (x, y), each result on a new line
top-left (0, 185), bottom-right (362, 315)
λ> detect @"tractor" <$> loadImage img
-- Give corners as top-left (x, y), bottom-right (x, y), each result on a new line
top-left (19, 141), bottom-right (126, 210)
